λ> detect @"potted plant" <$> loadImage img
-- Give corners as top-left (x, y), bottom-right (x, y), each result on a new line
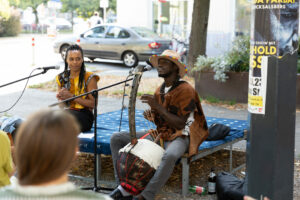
top-left (192, 35), bottom-right (250, 103)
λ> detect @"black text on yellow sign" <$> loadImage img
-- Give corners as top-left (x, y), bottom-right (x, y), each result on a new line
top-left (250, 45), bottom-right (276, 69)
top-left (249, 77), bottom-right (262, 96)
top-left (254, 0), bottom-right (295, 3)
top-left (248, 95), bottom-right (263, 107)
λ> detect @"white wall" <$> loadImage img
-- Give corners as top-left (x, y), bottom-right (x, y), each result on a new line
top-left (117, 0), bottom-right (153, 28)
top-left (206, 0), bottom-right (236, 56)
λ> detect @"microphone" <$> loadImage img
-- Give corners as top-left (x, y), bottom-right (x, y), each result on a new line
top-left (142, 64), bottom-right (152, 72)
top-left (37, 66), bottom-right (60, 70)
top-left (142, 60), bottom-right (153, 72)
top-left (128, 63), bottom-right (152, 75)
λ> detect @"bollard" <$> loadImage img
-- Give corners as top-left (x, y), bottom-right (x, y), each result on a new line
top-left (32, 37), bottom-right (35, 66)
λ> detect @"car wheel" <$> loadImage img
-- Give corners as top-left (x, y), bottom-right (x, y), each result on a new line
top-left (123, 52), bottom-right (138, 67)
top-left (60, 45), bottom-right (70, 60)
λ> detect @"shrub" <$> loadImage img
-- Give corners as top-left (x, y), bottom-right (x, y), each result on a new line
top-left (224, 35), bottom-right (250, 72)
top-left (0, 15), bottom-right (21, 37)
top-left (192, 35), bottom-right (250, 82)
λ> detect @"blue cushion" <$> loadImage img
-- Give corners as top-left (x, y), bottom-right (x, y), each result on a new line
top-left (78, 109), bottom-right (247, 155)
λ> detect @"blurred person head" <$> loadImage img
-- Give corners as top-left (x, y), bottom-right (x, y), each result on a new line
top-left (64, 44), bottom-right (86, 91)
top-left (94, 12), bottom-right (99, 16)
top-left (15, 109), bottom-right (80, 186)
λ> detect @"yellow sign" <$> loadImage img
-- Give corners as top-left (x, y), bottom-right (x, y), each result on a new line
top-left (248, 95), bottom-right (263, 107)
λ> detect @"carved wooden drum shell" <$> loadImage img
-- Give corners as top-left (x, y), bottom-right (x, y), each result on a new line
top-left (117, 139), bottom-right (165, 195)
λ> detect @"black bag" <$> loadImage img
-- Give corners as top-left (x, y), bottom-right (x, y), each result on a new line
top-left (216, 172), bottom-right (246, 200)
top-left (207, 123), bottom-right (230, 141)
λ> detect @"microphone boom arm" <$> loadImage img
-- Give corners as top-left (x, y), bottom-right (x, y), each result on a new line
top-left (49, 78), bottom-right (134, 107)
top-left (0, 70), bottom-right (48, 88)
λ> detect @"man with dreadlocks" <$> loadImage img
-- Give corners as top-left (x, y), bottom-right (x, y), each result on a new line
top-left (109, 50), bottom-right (209, 200)
top-left (56, 45), bottom-right (99, 132)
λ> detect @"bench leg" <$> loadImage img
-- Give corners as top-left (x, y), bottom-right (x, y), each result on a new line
top-left (96, 154), bottom-right (101, 181)
top-left (181, 157), bottom-right (189, 196)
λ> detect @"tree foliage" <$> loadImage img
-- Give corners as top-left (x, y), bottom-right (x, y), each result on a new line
top-left (1, 0), bottom-right (21, 37)
top-left (13, 0), bottom-right (48, 24)
top-left (61, 0), bottom-right (99, 18)
top-left (0, 0), bottom-right (11, 19)
top-left (8, 0), bottom-right (19, 7)
top-left (61, 0), bottom-right (116, 19)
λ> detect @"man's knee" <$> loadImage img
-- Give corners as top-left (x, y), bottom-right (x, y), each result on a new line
top-left (110, 132), bottom-right (120, 143)
top-left (110, 132), bottom-right (130, 151)
top-left (162, 151), bottom-right (181, 163)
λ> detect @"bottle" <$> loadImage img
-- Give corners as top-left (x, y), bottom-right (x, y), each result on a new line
top-left (189, 185), bottom-right (206, 195)
top-left (208, 168), bottom-right (216, 194)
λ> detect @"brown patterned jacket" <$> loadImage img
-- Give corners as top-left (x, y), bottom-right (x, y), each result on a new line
top-left (151, 80), bottom-right (208, 157)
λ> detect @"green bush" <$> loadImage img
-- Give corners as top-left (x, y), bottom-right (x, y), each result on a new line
top-left (0, 15), bottom-right (21, 37)
top-left (225, 35), bottom-right (250, 72)
top-left (192, 35), bottom-right (250, 82)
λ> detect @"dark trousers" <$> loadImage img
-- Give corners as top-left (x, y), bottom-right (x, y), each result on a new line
top-left (68, 109), bottom-right (94, 132)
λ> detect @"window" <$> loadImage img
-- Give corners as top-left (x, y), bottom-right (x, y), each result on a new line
top-left (131, 27), bottom-right (158, 38)
top-left (105, 27), bottom-right (130, 38)
top-left (84, 26), bottom-right (107, 38)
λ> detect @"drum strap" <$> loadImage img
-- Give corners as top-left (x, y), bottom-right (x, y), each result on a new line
top-left (140, 132), bottom-right (150, 139)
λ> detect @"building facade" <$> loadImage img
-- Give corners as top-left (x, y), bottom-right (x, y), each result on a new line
top-left (117, 0), bottom-right (250, 56)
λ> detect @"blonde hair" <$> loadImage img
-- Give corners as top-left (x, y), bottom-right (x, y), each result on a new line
top-left (15, 109), bottom-right (80, 185)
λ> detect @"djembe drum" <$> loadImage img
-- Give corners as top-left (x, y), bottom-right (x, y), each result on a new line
top-left (117, 139), bottom-right (164, 195)
top-left (116, 65), bottom-right (165, 195)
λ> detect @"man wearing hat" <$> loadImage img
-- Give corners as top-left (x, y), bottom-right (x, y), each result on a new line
top-left (110, 50), bottom-right (208, 200)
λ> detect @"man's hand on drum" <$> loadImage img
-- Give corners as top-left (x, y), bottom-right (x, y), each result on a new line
top-left (143, 109), bottom-right (154, 122)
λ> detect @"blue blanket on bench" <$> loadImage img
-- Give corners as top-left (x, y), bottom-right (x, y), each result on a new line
top-left (78, 109), bottom-right (248, 155)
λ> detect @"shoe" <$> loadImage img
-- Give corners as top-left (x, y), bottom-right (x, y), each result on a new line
top-left (109, 188), bottom-right (133, 200)
top-left (133, 195), bottom-right (145, 200)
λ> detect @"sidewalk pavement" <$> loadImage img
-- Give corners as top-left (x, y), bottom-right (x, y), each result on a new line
top-left (0, 89), bottom-right (299, 158)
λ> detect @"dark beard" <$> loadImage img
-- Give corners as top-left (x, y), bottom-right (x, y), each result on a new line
top-left (158, 71), bottom-right (172, 78)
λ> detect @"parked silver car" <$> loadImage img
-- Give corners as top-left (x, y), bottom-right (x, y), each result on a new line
top-left (53, 24), bottom-right (171, 67)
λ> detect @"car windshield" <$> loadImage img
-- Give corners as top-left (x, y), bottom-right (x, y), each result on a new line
top-left (131, 27), bottom-right (158, 38)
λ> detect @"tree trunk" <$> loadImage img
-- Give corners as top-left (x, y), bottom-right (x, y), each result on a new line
top-left (188, 0), bottom-right (210, 72)
top-left (33, 8), bottom-right (38, 27)
top-left (71, 11), bottom-right (74, 31)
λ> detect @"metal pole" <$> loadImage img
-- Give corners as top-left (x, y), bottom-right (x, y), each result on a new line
top-left (103, 7), bottom-right (106, 23)
top-left (247, 1), bottom-right (299, 199)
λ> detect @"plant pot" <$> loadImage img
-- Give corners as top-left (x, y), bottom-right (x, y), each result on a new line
top-left (195, 72), bottom-right (300, 108)
top-left (194, 71), bottom-right (249, 103)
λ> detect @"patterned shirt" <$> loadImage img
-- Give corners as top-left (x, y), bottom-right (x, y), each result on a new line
top-left (56, 71), bottom-right (99, 109)
top-left (153, 80), bottom-right (208, 157)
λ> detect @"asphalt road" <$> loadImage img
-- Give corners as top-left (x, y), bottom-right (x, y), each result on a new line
top-left (0, 34), bottom-right (156, 95)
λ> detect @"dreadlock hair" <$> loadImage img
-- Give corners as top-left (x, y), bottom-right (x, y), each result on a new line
top-left (64, 44), bottom-right (86, 91)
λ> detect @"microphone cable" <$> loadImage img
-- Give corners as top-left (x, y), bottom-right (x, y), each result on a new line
top-left (0, 68), bottom-right (37, 113)
top-left (118, 73), bottom-right (132, 132)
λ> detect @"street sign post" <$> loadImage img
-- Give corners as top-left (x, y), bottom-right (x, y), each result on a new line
top-left (247, 1), bottom-right (299, 199)
top-left (100, 0), bottom-right (109, 23)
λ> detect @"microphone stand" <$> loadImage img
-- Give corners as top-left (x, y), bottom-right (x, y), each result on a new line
top-left (0, 69), bottom-right (51, 88)
top-left (49, 77), bottom-right (133, 192)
